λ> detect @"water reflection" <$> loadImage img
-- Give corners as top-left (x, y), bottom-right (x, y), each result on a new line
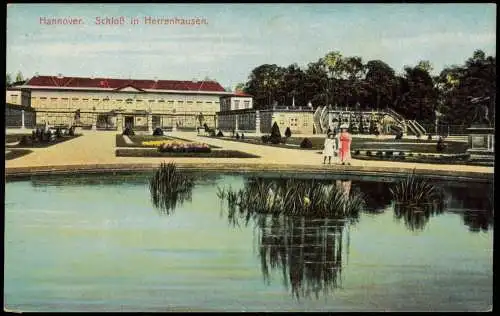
top-left (352, 180), bottom-right (393, 213)
top-left (257, 215), bottom-right (347, 300)
top-left (462, 210), bottom-right (494, 233)
top-left (219, 177), bottom-right (355, 300)
top-left (149, 163), bottom-right (195, 215)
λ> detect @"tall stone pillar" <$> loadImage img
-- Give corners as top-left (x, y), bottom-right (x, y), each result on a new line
top-left (147, 113), bottom-right (153, 134)
top-left (235, 114), bottom-right (239, 132)
top-left (255, 110), bottom-right (261, 135)
top-left (21, 110), bottom-right (25, 129)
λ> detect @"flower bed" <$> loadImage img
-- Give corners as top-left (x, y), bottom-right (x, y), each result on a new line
top-left (115, 149), bottom-right (260, 158)
top-left (142, 140), bottom-right (189, 147)
top-left (158, 142), bottom-right (211, 153)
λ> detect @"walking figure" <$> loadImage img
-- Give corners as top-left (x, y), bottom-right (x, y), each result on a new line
top-left (322, 132), bottom-right (337, 164)
top-left (339, 124), bottom-right (352, 165)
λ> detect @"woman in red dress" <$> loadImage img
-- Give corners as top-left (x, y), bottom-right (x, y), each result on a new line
top-left (339, 124), bottom-right (352, 165)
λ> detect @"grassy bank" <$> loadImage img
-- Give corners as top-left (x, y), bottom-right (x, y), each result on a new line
top-left (205, 135), bottom-right (468, 154)
top-left (5, 149), bottom-right (33, 160)
top-left (115, 148), bottom-right (260, 158)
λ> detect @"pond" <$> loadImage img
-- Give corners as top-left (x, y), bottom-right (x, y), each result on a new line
top-left (4, 172), bottom-right (493, 312)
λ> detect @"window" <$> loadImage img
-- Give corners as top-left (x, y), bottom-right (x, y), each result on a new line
top-left (168, 100), bottom-right (174, 105)
top-left (72, 98), bottom-right (79, 100)
top-left (82, 98), bottom-right (89, 101)
top-left (158, 99), bottom-right (165, 103)
top-left (116, 99), bottom-right (123, 102)
top-left (51, 97), bottom-right (58, 100)
top-left (92, 98), bottom-right (99, 101)
top-left (149, 100), bottom-right (156, 103)
top-left (10, 95), bottom-right (17, 102)
top-left (136, 99), bottom-right (143, 102)
top-left (187, 101), bottom-right (193, 104)
top-left (62, 98), bottom-right (68, 100)
top-left (244, 101), bottom-right (250, 108)
top-left (196, 101), bottom-right (203, 104)
top-left (234, 100), bottom-right (240, 109)
top-left (178, 101), bottom-right (184, 105)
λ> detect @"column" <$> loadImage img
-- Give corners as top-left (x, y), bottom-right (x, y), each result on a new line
top-left (235, 114), bottom-right (239, 132)
top-left (21, 110), bottom-right (25, 129)
top-left (147, 113), bottom-right (153, 133)
top-left (91, 113), bottom-right (97, 131)
top-left (255, 110), bottom-right (261, 135)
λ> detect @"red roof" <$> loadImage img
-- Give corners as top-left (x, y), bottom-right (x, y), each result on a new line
top-left (24, 75), bottom-right (226, 92)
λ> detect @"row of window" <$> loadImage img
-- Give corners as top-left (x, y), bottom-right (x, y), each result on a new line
top-left (32, 97), bottom-right (219, 104)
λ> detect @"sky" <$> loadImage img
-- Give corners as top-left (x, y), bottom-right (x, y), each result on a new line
top-left (6, 3), bottom-right (496, 89)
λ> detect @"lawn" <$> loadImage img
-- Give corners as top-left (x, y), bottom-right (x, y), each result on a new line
top-left (5, 149), bottom-right (33, 160)
top-left (5, 134), bottom-right (82, 148)
top-left (115, 135), bottom-right (221, 148)
top-left (115, 148), bottom-right (259, 158)
top-left (207, 135), bottom-right (468, 154)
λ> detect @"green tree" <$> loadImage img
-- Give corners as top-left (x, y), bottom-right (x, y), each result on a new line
top-left (246, 64), bottom-right (286, 109)
top-left (15, 71), bottom-right (23, 82)
top-left (270, 122), bottom-right (282, 144)
top-left (365, 60), bottom-right (397, 110)
top-left (234, 82), bottom-right (246, 92)
top-left (6, 73), bottom-right (12, 87)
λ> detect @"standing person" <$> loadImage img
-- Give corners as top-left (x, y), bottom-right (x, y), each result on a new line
top-left (339, 124), bottom-right (352, 165)
top-left (322, 132), bottom-right (336, 164)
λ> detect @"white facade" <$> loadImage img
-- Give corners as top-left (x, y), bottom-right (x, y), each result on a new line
top-left (220, 96), bottom-right (253, 112)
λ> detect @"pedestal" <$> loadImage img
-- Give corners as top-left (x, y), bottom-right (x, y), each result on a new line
top-left (466, 124), bottom-right (494, 162)
top-left (255, 110), bottom-right (261, 136)
top-left (91, 123), bottom-right (97, 131)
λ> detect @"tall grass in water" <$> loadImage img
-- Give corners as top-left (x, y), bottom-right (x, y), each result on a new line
top-left (390, 169), bottom-right (446, 231)
top-left (149, 162), bottom-right (194, 215)
top-left (219, 177), bottom-right (365, 221)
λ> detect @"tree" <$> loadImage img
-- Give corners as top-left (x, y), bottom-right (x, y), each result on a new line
top-left (15, 71), bottom-right (23, 82)
top-left (234, 82), bottom-right (246, 92)
top-left (365, 60), bottom-right (397, 110)
top-left (270, 122), bottom-right (282, 144)
top-left (285, 126), bottom-right (292, 138)
top-left (245, 64), bottom-right (286, 109)
top-left (6, 73), bottom-right (12, 87)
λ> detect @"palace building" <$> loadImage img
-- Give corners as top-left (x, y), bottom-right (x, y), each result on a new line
top-left (10, 74), bottom-right (234, 130)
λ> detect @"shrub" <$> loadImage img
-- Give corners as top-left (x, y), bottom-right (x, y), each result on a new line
top-left (261, 135), bottom-right (270, 143)
top-left (395, 132), bottom-right (403, 140)
top-left (270, 122), bottom-right (281, 143)
top-left (123, 127), bottom-right (135, 136)
top-left (55, 128), bottom-right (63, 138)
top-left (236, 133), bottom-right (240, 140)
top-left (284, 127), bottom-right (292, 138)
top-left (366, 151), bottom-right (372, 156)
top-left (427, 134), bottom-right (432, 140)
top-left (300, 137), bottom-right (313, 148)
top-left (209, 129), bottom-right (216, 137)
top-left (385, 151), bottom-right (394, 157)
top-left (415, 133), bottom-right (421, 139)
top-left (408, 153), bottom-right (414, 157)
top-left (20, 135), bottom-right (33, 146)
top-left (68, 126), bottom-right (75, 136)
top-left (376, 151), bottom-right (383, 157)
top-left (354, 150), bottom-right (360, 155)
top-left (153, 127), bottom-right (164, 136)
top-left (216, 130), bottom-right (224, 137)
top-left (241, 133), bottom-right (245, 139)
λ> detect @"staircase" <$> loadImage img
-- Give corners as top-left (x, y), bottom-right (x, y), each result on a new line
top-left (385, 108), bottom-right (427, 136)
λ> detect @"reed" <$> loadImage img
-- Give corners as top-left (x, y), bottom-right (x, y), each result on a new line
top-left (219, 177), bottom-right (365, 221)
top-left (149, 162), bottom-right (194, 215)
top-left (390, 169), bottom-right (446, 231)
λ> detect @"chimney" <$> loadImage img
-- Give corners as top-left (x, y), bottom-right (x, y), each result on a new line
top-left (57, 73), bottom-right (63, 78)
